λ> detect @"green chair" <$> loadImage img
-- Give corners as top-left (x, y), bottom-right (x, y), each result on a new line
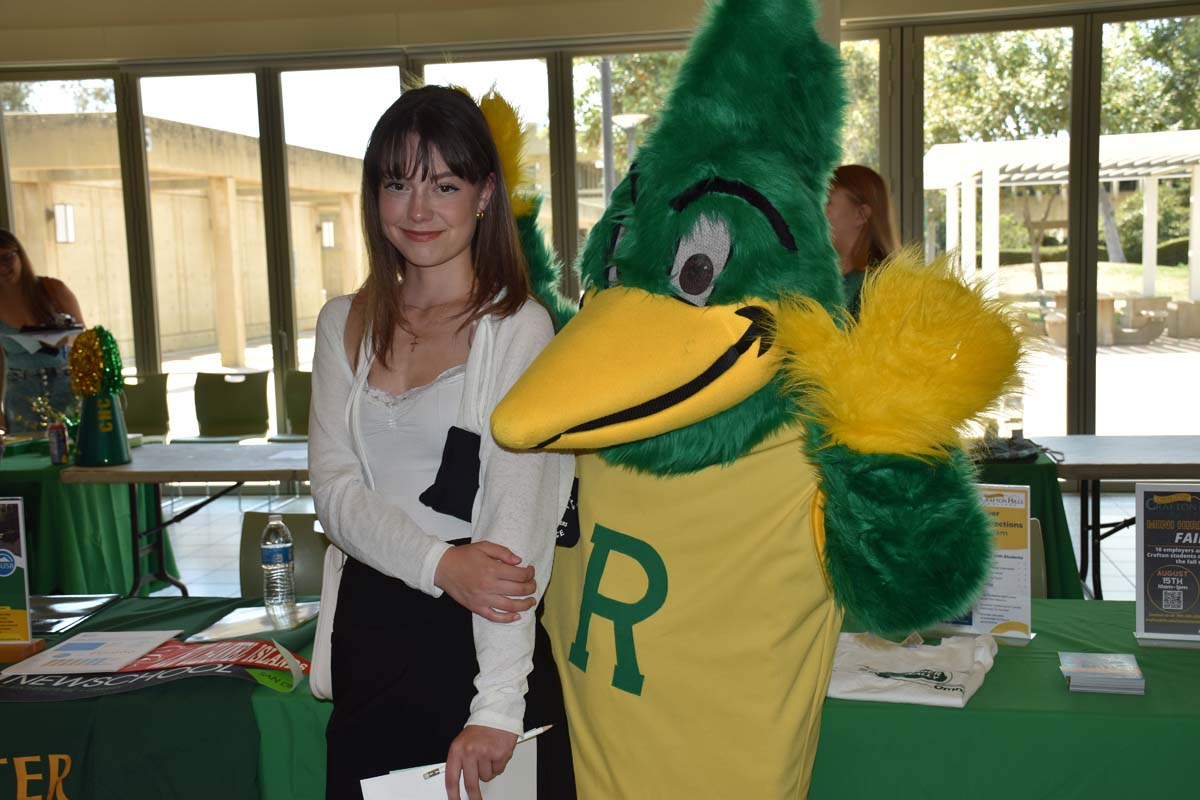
top-left (268, 370), bottom-right (311, 443)
top-left (121, 374), bottom-right (170, 443)
top-left (238, 511), bottom-right (328, 597)
top-left (174, 371), bottom-right (269, 443)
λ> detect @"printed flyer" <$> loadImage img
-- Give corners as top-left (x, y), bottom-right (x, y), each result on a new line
top-left (0, 498), bottom-right (31, 644)
top-left (934, 484), bottom-right (1031, 641)
top-left (1136, 483), bottom-right (1200, 645)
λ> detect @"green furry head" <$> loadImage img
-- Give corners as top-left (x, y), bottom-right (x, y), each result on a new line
top-left (576, 0), bottom-right (846, 474)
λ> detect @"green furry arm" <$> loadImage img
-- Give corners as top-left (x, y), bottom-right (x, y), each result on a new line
top-left (515, 196), bottom-right (577, 330)
top-left (807, 423), bottom-right (992, 635)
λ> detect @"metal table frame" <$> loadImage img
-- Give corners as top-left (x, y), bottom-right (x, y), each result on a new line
top-left (61, 442), bottom-right (309, 596)
top-left (1033, 435), bottom-right (1200, 599)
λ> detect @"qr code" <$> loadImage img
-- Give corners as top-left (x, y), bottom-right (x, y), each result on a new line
top-left (1163, 589), bottom-right (1184, 610)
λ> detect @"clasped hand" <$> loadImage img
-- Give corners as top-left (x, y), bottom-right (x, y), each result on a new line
top-left (434, 541), bottom-right (536, 623)
top-left (445, 724), bottom-right (518, 800)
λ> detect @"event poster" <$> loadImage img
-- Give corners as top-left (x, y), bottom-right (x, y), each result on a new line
top-left (1136, 483), bottom-right (1200, 645)
top-left (934, 484), bottom-right (1031, 641)
top-left (0, 498), bottom-right (32, 644)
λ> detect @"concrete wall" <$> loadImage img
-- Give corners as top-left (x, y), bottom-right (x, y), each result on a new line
top-left (6, 113), bottom-right (357, 361)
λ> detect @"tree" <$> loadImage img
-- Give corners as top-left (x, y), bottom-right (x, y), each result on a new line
top-left (841, 40), bottom-right (879, 168)
top-left (1, 83), bottom-right (33, 113)
top-left (575, 52), bottom-right (685, 174)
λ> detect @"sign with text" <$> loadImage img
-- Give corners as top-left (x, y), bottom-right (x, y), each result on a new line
top-left (1136, 483), bottom-right (1200, 646)
top-left (0, 498), bottom-right (31, 644)
top-left (933, 485), bottom-right (1031, 641)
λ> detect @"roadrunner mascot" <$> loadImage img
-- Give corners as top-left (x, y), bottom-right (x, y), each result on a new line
top-left (492, 0), bottom-right (1023, 795)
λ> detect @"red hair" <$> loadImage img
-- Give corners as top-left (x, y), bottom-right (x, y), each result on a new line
top-left (831, 165), bottom-right (899, 272)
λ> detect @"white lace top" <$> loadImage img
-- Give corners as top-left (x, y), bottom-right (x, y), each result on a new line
top-left (360, 365), bottom-right (474, 542)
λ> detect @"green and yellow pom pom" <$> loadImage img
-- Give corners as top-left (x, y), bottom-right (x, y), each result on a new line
top-left (69, 327), bottom-right (125, 397)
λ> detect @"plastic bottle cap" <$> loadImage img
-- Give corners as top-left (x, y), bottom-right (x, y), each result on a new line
top-left (268, 514), bottom-right (283, 523)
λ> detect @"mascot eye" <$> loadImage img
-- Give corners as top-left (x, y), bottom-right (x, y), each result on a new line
top-left (669, 216), bottom-right (730, 306)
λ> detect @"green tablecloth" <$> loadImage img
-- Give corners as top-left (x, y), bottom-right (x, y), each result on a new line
top-left (812, 600), bottom-right (1200, 798)
top-left (979, 453), bottom-right (1083, 599)
top-left (0, 448), bottom-right (177, 595)
top-left (5, 599), bottom-right (1196, 799)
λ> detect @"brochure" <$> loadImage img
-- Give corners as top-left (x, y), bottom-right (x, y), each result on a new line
top-left (0, 630), bottom-right (181, 675)
top-left (185, 601), bottom-right (320, 643)
top-left (1058, 652), bottom-right (1144, 694)
top-left (933, 484), bottom-right (1032, 641)
top-left (0, 498), bottom-right (31, 645)
top-left (1135, 483), bottom-right (1200, 647)
top-left (360, 726), bottom-right (548, 799)
top-left (31, 594), bottom-right (120, 636)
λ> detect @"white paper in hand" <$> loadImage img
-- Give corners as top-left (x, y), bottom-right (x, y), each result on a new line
top-left (360, 727), bottom-right (543, 800)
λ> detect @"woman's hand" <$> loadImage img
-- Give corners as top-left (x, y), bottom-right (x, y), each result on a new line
top-left (445, 724), bottom-right (518, 800)
top-left (434, 541), bottom-right (536, 622)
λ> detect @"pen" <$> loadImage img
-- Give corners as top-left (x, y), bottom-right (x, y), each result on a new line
top-left (422, 725), bottom-right (553, 780)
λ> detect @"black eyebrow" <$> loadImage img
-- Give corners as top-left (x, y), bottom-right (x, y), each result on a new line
top-left (669, 177), bottom-right (796, 252)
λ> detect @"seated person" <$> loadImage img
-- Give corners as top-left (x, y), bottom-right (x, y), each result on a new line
top-left (0, 229), bottom-right (85, 433)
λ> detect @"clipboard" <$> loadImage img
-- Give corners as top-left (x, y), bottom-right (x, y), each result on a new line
top-left (360, 726), bottom-right (548, 800)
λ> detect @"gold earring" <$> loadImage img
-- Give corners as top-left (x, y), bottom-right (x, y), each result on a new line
top-left (476, 210), bottom-right (485, 220)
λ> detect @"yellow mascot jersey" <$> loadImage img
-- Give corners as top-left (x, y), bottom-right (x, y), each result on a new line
top-left (544, 428), bottom-right (843, 798)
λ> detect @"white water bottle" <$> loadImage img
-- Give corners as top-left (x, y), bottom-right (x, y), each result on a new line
top-left (261, 514), bottom-right (295, 622)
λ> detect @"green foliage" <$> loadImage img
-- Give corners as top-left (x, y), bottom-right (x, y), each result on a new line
top-left (1101, 18), bottom-right (1200, 134)
top-left (1, 83), bottom-right (33, 112)
top-left (575, 52), bottom-right (686, 174)
top-left (840, 40), bottom-right (879, 168)
top-left (1114, 180), bottom-right (1193, 257)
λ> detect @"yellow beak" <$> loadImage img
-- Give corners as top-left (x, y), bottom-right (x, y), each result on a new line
top-left (492, 287), bottom-right (781, 450)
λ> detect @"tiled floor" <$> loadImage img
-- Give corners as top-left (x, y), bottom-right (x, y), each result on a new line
top-left (156, 488), bottom-right (1139, 601)
top-left (152, 492), bottom-right (315, 598)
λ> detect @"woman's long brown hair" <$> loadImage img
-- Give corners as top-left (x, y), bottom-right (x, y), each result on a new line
top-left (831, 165), bottom-right (900, 272)
top-left (0, 229), bottom-right (57, 325)
top-left (359, 86), bottom-right (530, 369)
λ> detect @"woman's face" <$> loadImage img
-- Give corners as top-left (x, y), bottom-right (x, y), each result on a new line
top-left (377, 139), bottom-right (494, 276)
top-left (0, 246), bottom-right (23, 288)
top-left (824, 186), bottom-right (869, 266)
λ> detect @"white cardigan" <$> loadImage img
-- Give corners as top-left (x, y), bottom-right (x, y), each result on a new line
top-left (308, 294), bottom-right (573, 734)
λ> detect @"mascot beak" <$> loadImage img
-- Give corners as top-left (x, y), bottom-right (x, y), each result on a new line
top-left (492, 286), bottom-right (780, 450)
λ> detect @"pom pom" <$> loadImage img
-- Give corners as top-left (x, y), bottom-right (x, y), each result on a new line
top-left (70, 326), bottom-right (125, 397)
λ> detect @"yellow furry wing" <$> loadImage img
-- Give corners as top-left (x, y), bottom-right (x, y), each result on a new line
top-left (776, 251), bottom-right (1023, 457)
top-left (478, 91), bottom-right (535, 218)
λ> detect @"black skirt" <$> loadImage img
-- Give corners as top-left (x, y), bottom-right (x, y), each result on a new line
top-left (325, 550), bottom-right (575, 799)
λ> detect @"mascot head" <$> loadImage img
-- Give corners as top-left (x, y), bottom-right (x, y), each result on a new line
top-left (493, 0), bottom-right (846, 474)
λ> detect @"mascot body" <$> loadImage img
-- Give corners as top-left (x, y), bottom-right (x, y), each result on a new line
top-left (493, 0), bottom-right (1022, 795)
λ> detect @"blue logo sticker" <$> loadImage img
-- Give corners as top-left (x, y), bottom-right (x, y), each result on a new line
top-left (0, 549), bottom-right (16, 578)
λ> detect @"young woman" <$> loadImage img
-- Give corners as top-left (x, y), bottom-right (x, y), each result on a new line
top-left (0, 229), bottom-right (85, 433)
top-left (307, 86), bottom-right (574, 800)
top-left (824, 164), bottom-right (900, 317)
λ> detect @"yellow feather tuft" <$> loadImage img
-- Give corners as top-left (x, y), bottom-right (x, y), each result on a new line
top-left (776, 249), bottom-right (1024, 457)
top-left (478, 91), bottom-right (533, 218)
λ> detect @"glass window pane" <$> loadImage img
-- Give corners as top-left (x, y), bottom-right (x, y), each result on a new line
top-left (924, 28), bottom-right (1073, 437)
top-left (140, 73), bottom-right (274, 436)
top-left (423, 59), bottom-right (552, 253)
top-left (282, 66), bottom-right (401, 372)
top-left (840, 38), bottom-right (880, 171)
top-left (1095, 16), bottom-right (1200, 435)
top-left (572, 52), bottom-right (684, 252)
top-left (1, 79), bottom-right (133, 371)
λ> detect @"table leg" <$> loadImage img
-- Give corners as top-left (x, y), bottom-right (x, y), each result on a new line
top-left (152, 483), bottom-right (189, 597)
top-left (1091, 480), bottom-right (1104, 600)
top-left (1079, 480), bottom-right (1090, 583)
top-left (128, 484), bottom-right (143, 597)
top-left (127, 483), bottom-right (190, 597)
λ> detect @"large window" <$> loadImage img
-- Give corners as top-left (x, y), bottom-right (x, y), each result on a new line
top-left (1094, 15), bottom-right (1200, 435)
top-left (923, 27), bottom-right (1074, 437)
top-left (423, 59), bottom-right (554, 253)
top-left (0, 79), bottom-right (133, 366)
top-left (281, 66), bottom-right (401, 371)
top-left (140, 73), bottom-right (274, 436)
top-left (572, 51), bottom-right (684, 250)
top-left (840, 38), bottom-right (880, 171)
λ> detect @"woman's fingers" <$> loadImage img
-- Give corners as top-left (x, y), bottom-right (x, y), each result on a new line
top-left (473, 540), bottom-right (522, 565)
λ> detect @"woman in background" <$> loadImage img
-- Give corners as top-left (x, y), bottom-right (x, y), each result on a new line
top-left (825, 164), bottom-right (900, 318)
top-left (308, 86), bottom-right (573, 800)
top-left (0, 229), bottom-right (84, 433)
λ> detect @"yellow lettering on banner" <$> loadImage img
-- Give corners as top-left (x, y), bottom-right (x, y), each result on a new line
top-left (99, 423), bottom-right (113, 432)
top-left (14, 755), bottom-right (44, 800)
top-left (97, 398), bottom-right (112, 410)
top-left (47, 755), bottom-right (71, 800)
top-left (98, 410), bottom-right (113, 422)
